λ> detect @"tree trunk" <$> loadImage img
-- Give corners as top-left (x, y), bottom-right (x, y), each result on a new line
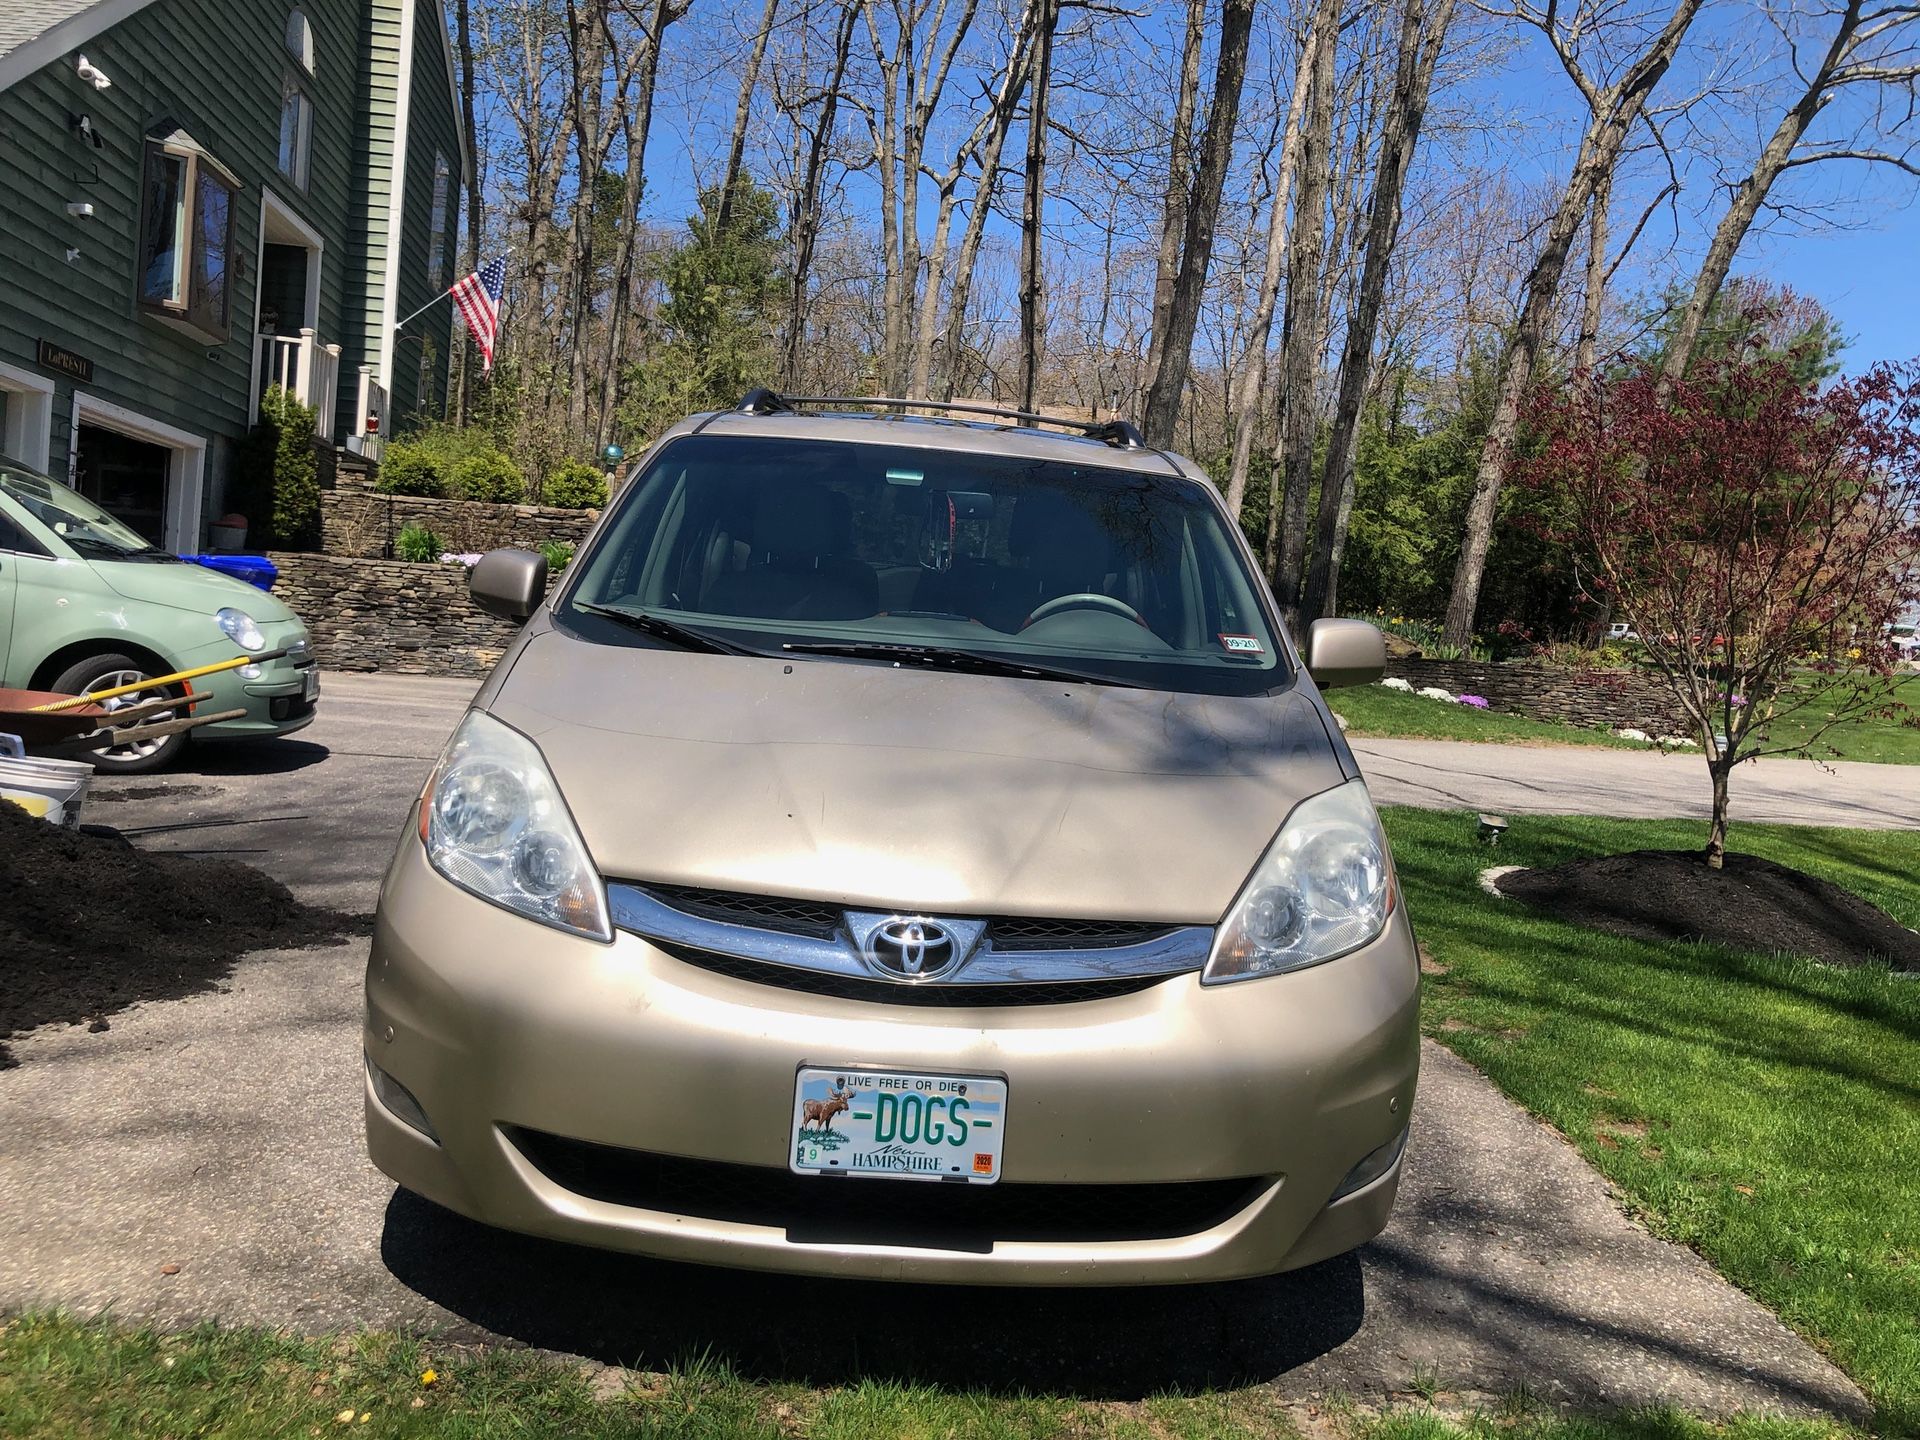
top-left (1139, 0), bottom-right (1257, 448)
top-left (716, 0), bottom-right (781, 236)
top-left (1704, 756), bottom-right (1732, 869)
top-left (563, 0), bottom-right (609, 441)
top-left (783, 2), bottom-right (859, 385)
top-left (452, 0), bottom-right (481, 424)
top-left (1222, 9), bottom-right (1324, 518)
top-left (1301, 0), bottom-right (1457, 621)
top-left (1266, 0), bottom-right (1337, 618)
top-left (1016, 0), bottom-right (1060, 413)
top-left (1658, 0), bottom-right (1867, 391)
top-left (1439, 0), bottom-right (1706, 647)
top-left (1575, 165), bottom-right (1610, 375)
top-left (1140, 0), bottom-right (1207, 408)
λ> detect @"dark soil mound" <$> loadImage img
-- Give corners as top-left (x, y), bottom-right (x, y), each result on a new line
top-left (0, 801), bottom-right (368, 1067)
top-left (1495, 849), bottom-right (1920, 971)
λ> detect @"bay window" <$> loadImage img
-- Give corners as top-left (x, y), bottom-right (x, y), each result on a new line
top-left (137, 130), bottom-right (237, 341)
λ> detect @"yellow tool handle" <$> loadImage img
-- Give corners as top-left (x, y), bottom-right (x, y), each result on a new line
top-left (29, 647), bottom-right (296, 712)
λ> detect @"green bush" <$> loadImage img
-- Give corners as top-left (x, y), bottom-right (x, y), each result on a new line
top-left (446, 451), bottom-right (526, 504)
top-left (377, 443), bottom-right (445, 497)
top-left (539, 539), bottom-right (575, 574)
top-left (542, 461), bottom-right (607, 510)
top-left (395, 523), bottom-right (445, 563)
top-left (231, 386), bottom-right (321, 550)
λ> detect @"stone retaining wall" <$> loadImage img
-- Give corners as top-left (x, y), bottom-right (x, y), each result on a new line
top-left (267, 552), bottom-right (549, 677)
top-left (320, 488), bottom-right (597, 560)
top-left (1383, 658), bottom-right (1691, 733)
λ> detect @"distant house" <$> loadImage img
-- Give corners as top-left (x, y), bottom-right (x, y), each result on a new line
top-left (0, 0), bottom-right (465, 550)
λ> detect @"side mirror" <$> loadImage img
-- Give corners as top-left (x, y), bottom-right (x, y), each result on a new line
top-left (1305, 618), bottom-right (1386, 688)
top-left (470, 547), bottom-right (548, 622)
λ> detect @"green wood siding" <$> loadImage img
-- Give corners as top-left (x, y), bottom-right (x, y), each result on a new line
top-left (0, 0), bottom-right (365, 512)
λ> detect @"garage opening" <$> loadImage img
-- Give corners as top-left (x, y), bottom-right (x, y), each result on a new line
top-left (74, 424), bottom-right (173, 546)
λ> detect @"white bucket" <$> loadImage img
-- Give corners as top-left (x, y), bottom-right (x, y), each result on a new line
top-left (0, 752), bottom-right (93, 829)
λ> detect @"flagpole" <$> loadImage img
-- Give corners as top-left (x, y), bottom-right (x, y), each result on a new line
top-left (393, 290), bottom-right (452, 333)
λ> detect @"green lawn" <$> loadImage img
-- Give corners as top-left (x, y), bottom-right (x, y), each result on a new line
top-left (1382, 807), bottom-right (1920, 1435)
top-left (0, 1313), bottom-right (1865, 1440)
top-left (1329, 676), bottom-right (1920, 763)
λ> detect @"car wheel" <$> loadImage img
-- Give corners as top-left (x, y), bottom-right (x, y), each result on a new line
top-left (50, 653), bottom-right (190, 774)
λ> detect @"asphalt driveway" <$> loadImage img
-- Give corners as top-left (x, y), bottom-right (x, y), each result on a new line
top-left (0, 673), bottom-right (1869, 1418)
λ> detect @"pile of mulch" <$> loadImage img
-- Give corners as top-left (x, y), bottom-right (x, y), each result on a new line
top-left (0, 801), bottom-right (368, 1067)
top-left (1494, 849), bottom-right (1920, 971)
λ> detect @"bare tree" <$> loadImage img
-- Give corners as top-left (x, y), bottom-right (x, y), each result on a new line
top-left (715, 0), bottom-right (782, 233)
top-left (1140, 0), bottom-right (1258, 447)
top-left (777, 0), bottom-right (861, 383)
top-left (1017, 0), bottom-right (1062, 410)
top-left (1140, 0), bottom-right (1209, 407)
top-left (1301, 0), bottom-right (1459, 620)
top-left (1439, 0), bottom-right (1710, 647)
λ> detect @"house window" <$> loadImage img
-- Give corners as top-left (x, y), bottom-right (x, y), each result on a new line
top-left (285, 8), bottom-right (314, 72)
top-left (279, 80), bottom-right (312, 187)
top-left (138, 134), bottom-right (237, 341)
top-left (427, 153), bottom-right (451, 290)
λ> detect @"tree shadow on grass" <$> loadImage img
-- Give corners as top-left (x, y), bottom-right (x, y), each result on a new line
top-left (378, 1188), bottom-right (1365, 1398)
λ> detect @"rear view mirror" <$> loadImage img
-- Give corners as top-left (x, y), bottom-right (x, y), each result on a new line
top-left (470, 547), bottom-right (548, 622)
top-left (1305, 618), bottom-right (1386, 688)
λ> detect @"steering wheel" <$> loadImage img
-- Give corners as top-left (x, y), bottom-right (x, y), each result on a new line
top-left (1021, 592), bottom-right (1149, 630)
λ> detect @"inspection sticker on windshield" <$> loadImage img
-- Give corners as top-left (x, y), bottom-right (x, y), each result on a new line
top-left (791, 1067), bottom-right (1007, 1184)
top-left (1218, 633), bottom-right (1265, 655)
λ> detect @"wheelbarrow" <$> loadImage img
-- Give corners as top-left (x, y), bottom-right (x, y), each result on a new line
top-left (0, 648), bottom-right (294, 757)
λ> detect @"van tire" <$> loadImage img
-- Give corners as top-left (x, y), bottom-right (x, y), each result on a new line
top-left (50, 652), bottom-right (190, 774)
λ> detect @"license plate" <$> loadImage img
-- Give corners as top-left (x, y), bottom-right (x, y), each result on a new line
top-left (302, 669), bottom-right (320, 702)
top-left (790, 1066), bottom-right (1007, 1184)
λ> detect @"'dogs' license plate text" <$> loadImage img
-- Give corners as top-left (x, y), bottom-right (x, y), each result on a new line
top-left (790, 1067), bottom-right (1007, 1184)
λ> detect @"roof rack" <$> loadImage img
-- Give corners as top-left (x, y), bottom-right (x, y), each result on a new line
top-left (733, 390), bottom-right (1147, 450)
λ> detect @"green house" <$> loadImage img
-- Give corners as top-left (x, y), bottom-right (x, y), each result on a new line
top-left (0, 0), bottom-right (466, 550)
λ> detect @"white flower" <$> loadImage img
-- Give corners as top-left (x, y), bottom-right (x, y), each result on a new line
top-left (1611, 727), bottom-right (1651, 742)
top-left (442, 552), bottom-right (484, 567)
top-left (1416, 686), bottom-right (1456, 702)
top-left (1380, 676), bottom-right (1414, 692)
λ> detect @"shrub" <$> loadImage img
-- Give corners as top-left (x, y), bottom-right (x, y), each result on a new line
top-left (377, 443), bottom-right (445, 498)
top-left (446, 451), bottom-right (526, 504)
top-left (395, 523), bottom-right (445, 563)
top-left (539, 539), bottom-right (575, 574)
top-left (542, 461), bottom-right (607, 510)
top-left (231, 386), bottom-right (321, 550)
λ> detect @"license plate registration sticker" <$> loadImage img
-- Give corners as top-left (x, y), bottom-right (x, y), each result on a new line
top-left (790, 1067), bottom-right (1007, 1184)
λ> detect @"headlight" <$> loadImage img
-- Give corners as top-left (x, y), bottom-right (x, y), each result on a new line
top-left (1203, 778), bottom-right (1394, 984)
top-left (417, 710), bottom-right (611, 941)
top-left (215, 607), bottom-right (266, 651)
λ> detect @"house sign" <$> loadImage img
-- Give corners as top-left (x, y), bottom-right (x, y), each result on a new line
top-left (37, 338), bottom-right (94, 383)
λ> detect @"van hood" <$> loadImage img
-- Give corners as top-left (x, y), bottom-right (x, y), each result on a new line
top-left (486, 628), bottom-right (1351, 925)
top-left (94, 560), bottom-right (298, 622)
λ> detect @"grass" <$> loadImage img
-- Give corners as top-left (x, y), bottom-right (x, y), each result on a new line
top-left (0, 1313), bottom-right (1872, 1439)
top-left (1381, 807), bottom-right (1920, 1435)
top-left (1328, 676), bottom-right (1920, 763)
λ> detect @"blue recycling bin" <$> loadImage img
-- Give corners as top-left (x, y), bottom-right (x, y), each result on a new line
top-left (184, 554), bottom-right (279, 592)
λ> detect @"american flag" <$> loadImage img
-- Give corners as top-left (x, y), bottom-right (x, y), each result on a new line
top-left (451, 255), bottom-right (507, 372)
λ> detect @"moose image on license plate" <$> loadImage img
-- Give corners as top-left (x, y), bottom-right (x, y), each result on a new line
top-left (790, 1067), bottom-right (1007, 1184)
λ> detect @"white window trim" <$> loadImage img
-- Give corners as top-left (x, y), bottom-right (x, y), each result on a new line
top-left (68, 393), bottom-right (207, 553)
top-left (140, 136), bottom-right (241, 339)
top-left (248, 188), bottom-right (327, 425)
top-left (0, 359), bottom-right (56, 473)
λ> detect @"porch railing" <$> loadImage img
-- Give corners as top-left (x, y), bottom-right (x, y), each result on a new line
top-left (256, 328), bottom-right (342, 440)
top-left (348, 364), bottom-right (390, 461)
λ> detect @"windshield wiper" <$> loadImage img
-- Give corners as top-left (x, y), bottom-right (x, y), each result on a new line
top-left (781, 641), bottom-right (1129, 688)
top-left (573, 602), bottom-right (762, 656)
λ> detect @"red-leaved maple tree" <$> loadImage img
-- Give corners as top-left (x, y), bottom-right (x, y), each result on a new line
top-left (1520, 351), bottom-right (1920, 866)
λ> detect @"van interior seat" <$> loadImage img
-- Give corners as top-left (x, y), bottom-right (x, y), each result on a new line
top-left (704, 484), bottom-right (878, 620)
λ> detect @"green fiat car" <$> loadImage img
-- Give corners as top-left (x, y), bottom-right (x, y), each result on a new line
top-left (0, 459), bottom-right (319, 773)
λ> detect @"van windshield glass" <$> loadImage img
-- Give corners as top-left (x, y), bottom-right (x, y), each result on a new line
top-left (561, 433), bottom-right (1287, 696)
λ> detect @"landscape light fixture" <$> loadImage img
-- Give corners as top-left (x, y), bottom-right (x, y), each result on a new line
top-left (1477, 813), bottom-right (1509, 846)
top-left (602, 443), bottom-right (624, 463)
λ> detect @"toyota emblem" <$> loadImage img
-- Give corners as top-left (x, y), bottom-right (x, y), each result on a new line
top-left (865, 917), bottom-right (957, 980)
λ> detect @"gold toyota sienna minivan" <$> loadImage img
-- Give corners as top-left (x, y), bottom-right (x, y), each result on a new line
top-left (365, 394), bottom-right (1414, 1286)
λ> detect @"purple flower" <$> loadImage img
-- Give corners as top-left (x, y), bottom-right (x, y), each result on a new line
top-left (1458, 694), bottom-right (1490, 708)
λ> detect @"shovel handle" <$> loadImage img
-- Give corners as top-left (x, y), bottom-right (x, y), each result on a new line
top-left (29, 649), bottom-right (296, 712)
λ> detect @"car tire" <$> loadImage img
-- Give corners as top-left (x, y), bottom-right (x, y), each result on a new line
top-left (50, 652), bottom-right (190, 774)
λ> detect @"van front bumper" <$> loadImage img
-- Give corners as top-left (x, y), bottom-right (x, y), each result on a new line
top-left (364, 832), bottom-right (1420, 1286)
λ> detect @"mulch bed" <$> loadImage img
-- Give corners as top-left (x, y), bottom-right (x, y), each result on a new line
top-left (1495, 848), bottom-right (1920, 971)
top-left (0, 801), bottom-right (368, 1068)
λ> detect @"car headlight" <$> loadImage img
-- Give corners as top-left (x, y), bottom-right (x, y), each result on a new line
top-left (1203, 778), bottom-right (1394, 984)
top-left (417, 710), bottom-right (611, 941)
top-left (215, 607), bottom-right (266, 651)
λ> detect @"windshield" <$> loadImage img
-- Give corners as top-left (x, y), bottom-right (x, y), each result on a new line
top-left (0, 464), bottom-right (169, 559)
top-left (560, 433), bottom-right (1287, 696)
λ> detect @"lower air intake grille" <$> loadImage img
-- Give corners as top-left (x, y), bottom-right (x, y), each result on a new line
top-left (507, 1127), bottom-right (1266, 1248)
